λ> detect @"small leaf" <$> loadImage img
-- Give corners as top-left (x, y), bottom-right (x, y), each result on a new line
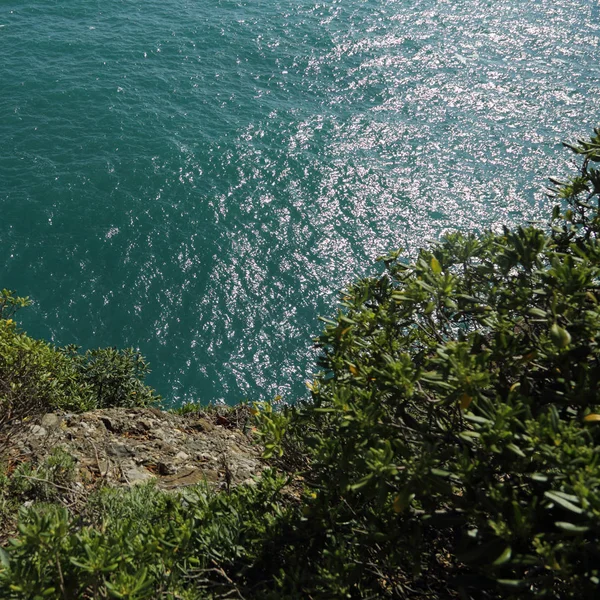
top-left (497, 579), bottom-right (525, 588)
top-left (555, 521), bottom-right (589, 534)
top-left (431, 468), bottom-right (452, 478)
top-left (584, 413), bottom-right (600, 422)
top-left (493, 545), bottom-right (512, 566)
top-left (0, 547), bottom-right (9, 569)
top-left (506, 443), bottom-right (526, 458)
top-left (545, 491), bottom-right (583, 514)
top-left (393, 491), bottom-right (415, 513)
top-left (463, 414), bottom-right (490, 425)
top-left (550, 323), bottom-right (571, 348)
top-left (431, 256), bottom-right (442, 274)
top-left (349, 364), bottom-right (358, 376)
top-left (348, 474), bottom-right (372, 491)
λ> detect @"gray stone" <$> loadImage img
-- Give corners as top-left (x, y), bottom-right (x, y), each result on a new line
top-left (109, 443), bottom-right (135, 458)
top-left (4, 407), bottom-right (264, 492)
top-left (137, 419), bottom-right (155, 431)
top-left (99, 416), bottom-right (117, 432)
top-left (157, 461), bottom-right (176, 476)
top-left (30, 425), bottom-right (47, 437)
top-left (41, 413), bottom-right (61, 429)
top-left (192, 418), bottom-right (215, 432)
top-left (123, 465), bottom-right (155, 485)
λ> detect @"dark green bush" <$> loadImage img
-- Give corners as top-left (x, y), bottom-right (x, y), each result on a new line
top-left (270, 127), bottom-right (600, 598)
top-left (0, 470), bottom-right (296, 599)
top-left (0, 298), bottom-right (159, 439)
top-left (0, 316), bottom-right (94, 439)
top-left (64, 346), bottom-right (159, 409)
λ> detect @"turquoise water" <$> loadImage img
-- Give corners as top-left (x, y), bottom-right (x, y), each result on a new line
top-left (1, 1), bottom-right (599, 405)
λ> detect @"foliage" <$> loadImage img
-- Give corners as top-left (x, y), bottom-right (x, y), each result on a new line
top-left (0, 319), bottom-right (93, 443)
top-left (0, 301), bottom-right (159, 442)
top-left (267, 127), bottom-right (600, 598)
top-left (0, 471), bottom-right (297, 599)
top-left (0, 290), bottom-right (30, 321)
top-left (65, 346), bottom-right (159, 409)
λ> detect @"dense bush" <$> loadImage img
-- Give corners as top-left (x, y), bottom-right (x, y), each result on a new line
top-left (0, 470), bottom-right (295, 599)
top-left (0, 297), bottom-right (159, 444)
top-left (0, 128), bottom-right (599, 599)
top-left (267, 127), bottom-right (600, 598)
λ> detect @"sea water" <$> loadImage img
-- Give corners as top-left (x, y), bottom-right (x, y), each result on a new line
top-left (1, 0), bottom-right (599, 405)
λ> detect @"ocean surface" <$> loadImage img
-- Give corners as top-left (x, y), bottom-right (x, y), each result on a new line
top-left (1, 0), bottom-right (599, 406)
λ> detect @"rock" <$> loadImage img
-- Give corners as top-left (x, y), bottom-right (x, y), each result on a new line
top-left (137, 418), bottom-right (155, 431)
top-left (99, 416), bottom-right (118, 432)
top-left (109, 443), bottom-right (135, 459)
top-left (158, 468), bottom-right (207, 489)
top-left (123, 465), bottom-right (155, 485)
top-left (153, 428), bottom-right (166, 440)
top-left (192, 418), bottom-right (215, 433)
top-left (41, 413), bottom-right (61, 429)
top-left (30, 425), bottom-right (47, 437)
top-left (3, 407), bottom-right (264, 493)
top-left (155, 441), bottom-right (176, 453)
top-left (157, 461), bottom-right (176, 476)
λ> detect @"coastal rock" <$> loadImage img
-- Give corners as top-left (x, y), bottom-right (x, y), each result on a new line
top-left (4, 407), bottom-right (263, 492)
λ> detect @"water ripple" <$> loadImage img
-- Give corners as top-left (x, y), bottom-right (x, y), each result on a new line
top-left (1, 0), bottom-right (599, 404)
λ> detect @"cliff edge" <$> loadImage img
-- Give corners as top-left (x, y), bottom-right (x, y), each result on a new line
top-left (5, 406), bottom-right (263, 493)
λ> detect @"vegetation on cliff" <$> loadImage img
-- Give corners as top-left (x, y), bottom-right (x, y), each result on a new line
top-left (0, 296), bottom-right (158, 443)
top-left (1, 128), bottom-right (600, 598)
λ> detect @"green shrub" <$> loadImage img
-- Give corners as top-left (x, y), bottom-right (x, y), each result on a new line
top-left (0, 470), bottom-right (296, 599)
top-left (0, 297), bottom-right (160, 438)
top-left (65, 346), bottom-right (159, 409)
top-left (0, 317), bottom-right (95, 438)
top-left (272, 127), bottom-right (600, 598)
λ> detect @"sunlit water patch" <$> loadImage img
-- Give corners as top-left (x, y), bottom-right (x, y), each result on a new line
top-left (1, 0), bottom-right (599, 404)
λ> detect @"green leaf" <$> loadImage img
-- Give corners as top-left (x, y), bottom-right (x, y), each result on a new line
top-left (492, 545), bottom-right (512, 566)
top-left (550, 323), bottom-right (572, 348)
top-left (555, 521), bottom-right (590, 534)
top-left (431, 256), bottom-right (442, 274)
top-left (506, 443), bottom-right (525, 458)
top-left (497, 579), bottom-right (525, 588)
top-left (348, 474), bottom-right (373, 491)
top-left (463, 414), bottom-right (491, 425)
top-left (430, 468), bottom-right (451, 478)
top-left (0, 547), bottom-right (9, 569)
top-left (545, 491), bottom-right (583, 514)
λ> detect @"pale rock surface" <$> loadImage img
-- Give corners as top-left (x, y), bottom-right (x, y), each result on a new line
top-left (6, 407), bottom-right (263, 491)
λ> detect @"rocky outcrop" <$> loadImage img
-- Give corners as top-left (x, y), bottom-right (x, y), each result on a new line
top-left (6, 407), bottom-right (263, 491)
